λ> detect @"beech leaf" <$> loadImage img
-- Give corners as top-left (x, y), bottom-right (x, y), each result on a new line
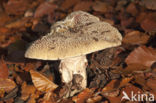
top-left (30, 70), bottom-right (58, 92)
top-left (125, 46), bottom-right (156, 67)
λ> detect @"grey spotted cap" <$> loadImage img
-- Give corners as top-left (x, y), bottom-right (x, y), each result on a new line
top-left (25, 11), bottom-right (122, 60)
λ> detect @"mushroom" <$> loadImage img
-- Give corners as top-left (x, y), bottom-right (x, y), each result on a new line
top-left (25, 11), bottom-right (122, 96)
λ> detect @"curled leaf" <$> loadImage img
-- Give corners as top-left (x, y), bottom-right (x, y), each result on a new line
top-left (0, 78), bottom-right (16, 92)
top-left (125, 46), bottom-right (156, 67)
top-left (30, 70), bottom-right (58, 92)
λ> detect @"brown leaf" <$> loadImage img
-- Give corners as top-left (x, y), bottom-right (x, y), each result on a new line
top-left (73, 1), bottom-right (93, 11)
top-left (86, 95), bottom-right (102, 103)
top-left (139, 0), bottom-right (156, 10)
top-left (102, 80), bottom-right (119, 92)
top-left (141, 13), bottom-right (156, 32)
top-left (21, 82), bottom-right (36, 101)
top-left (119, 77), bottom-right (133, 88)
top-left (61, 0), bottom-right (80, 10)
top-left (0, 13), bottom-right (12, 26)
top-left (0, 33), bottom-right (21, 48)
top-left (125, 46), bottom-right (156, 67)
top-left (120, 64), bottom-right (149, 75)
top-left (30, 70), bottom-right (58, 92)
top-left (123, 31), bottom-right (150, 45)
top-left (136, 12), bottom-right (146, 24)
top-left (0, 78), bottom-right (16, 92)
top-left (146, 78), bottom-right (156, 92)
top-left (134, 74), bottom-right (150, 90)
top-left (5, 17), bottom-right (31, 30)
top-left (120, 17), bottom-right (134, 28)
top-left (92, 1), bottom-right (113, 13)
top-left (126, 3), bottom-right (138, 16)
top-left (3, 0), bottom-right (32, 15)
top-left (0, 57), bottom-right (9, 79)
top-left (118, 84), bottom-right (143, 102)
top-left (72, 88), bottom-right (94, 103)
top-left (102, 77), bottom-right (132, 93)
top-left (23, 61), bottom-right (41, 72)
top-left (34, 2), bottom-right (57, 18)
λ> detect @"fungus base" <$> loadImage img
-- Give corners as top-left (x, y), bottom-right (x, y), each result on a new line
top-left (59, 55), bottom-right (87, 95)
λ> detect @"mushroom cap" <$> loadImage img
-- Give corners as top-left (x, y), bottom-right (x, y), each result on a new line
top-left (25, 11), bottom-right (122, 60)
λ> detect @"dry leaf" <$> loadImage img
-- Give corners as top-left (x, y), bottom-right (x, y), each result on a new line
top-left (72, 88), bottom-right (94, 103)
top-left (139, 0), bottom-right (156, 10)
top-left (34, 2), bottom-right (57, 18)
top-left (73, 1), bottom-right (93, 11)
top-left (102, 77), bottom-right (132, 93)
top-left (119, 77), bottom-right (133, 88)
top-left (86, 95), bottom-right (102, 103)
top-left (146, 78), bottom-right (156, 92)
top-left (0, 78), bottom-right (16, 92)
top-left (134, 74), bottom-right (150, 90)
top-left (0, 57), bottom-right (9, 79)
top-left (3, 0), bottom-right (32, 15)
top-left (30, 70), bottom-right (58, 92)
top-left (126, 3), bottom-right (138, 16)
top-left (5, 17), bottom-right (30, 30)
top-left (141, 13), bottom-right (156, 32)
top-left (121, 64), bottom-right (149, 75)
top-left (0, 13), bottom-right (12, 26)
top-left (123, 31), bottom-right (149, 45)
top-left (21, 82), bottom-right (36, 101)
top-left (125, 46), bottom-right (156, 67)
top-left (61, 0), bottom-right (80, 10)
top-left (102, 80), bottom-right (119, 93)
top-left (101, 77), bottom-right (132, 97)
top-left (92, 1), bottom-right (113, 13)
top-left (136, 12), bottom-right (147, 23)
top-left (120, 84), bottom-right (143, 100)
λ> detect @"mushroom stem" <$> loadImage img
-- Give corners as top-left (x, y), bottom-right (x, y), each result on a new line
top-left (59, 55), bottom-right (88, 89)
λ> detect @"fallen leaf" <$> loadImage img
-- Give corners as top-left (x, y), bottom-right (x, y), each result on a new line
top-left (34, 2), bottom-right (57, 18)
top-left (0, 13), bottom-right (12, 26)
top-left (0, 78), bottom-right (16, 92)
top-left (0, 57), bottom-right (9, 79)
top-left (86, 95), bottom-right (102, 103)
top-left (73, 1), bottom-right (93, 11)
top-left (136, 12), bottom-right (146, 23)
top-left (23, 61), bottom-right (41, 72)
top-left (0, 33), bottom-right (21, 48)
top-left (3, 0), bottom-right (32, 15)
top-left (61, 0), bottom-right (80, 10)
top-left (120, 64), bottom-right (149, 75)
top-left (102, 80), bottom-right (119, 92)
top-left (141, 13), bottom-right (156, 32)
top-left (146, 78), bottom-right (156, 92)
top-left (134, 74), bottom-right (150, 90)
top-left (139, 0), bottom-right (156, 10)
top-left (102, 77), bottom-right (132, 93)
top-left (123, 31), bottom-right (150, 45)
top-left (30, 70), bottom-right (58, 92)
top-left (72, 88), bottom-right (95, 103)
top-left (108, 84), bottom-right (143, 102)
top-left (119, 77), bottom-right (133, 88)
top-left (125, 46), bottom-right (156, 67)
top-left (21, 82), bottom-right (36, 101)
top-left (126, 2), bottom-right (138, 16)
top-left (92, 1), bottom-right (113, 13)
top-left (120, 17), bottom-right (134, 28)
top-left (5, 17), bottom-right (31, 30)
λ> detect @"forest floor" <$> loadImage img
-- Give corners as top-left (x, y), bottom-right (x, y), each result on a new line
top-left (0, 0), bottom-right (156, 103)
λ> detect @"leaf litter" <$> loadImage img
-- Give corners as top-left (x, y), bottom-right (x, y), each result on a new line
top-left (0, 0), bottom-right (156, 102)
